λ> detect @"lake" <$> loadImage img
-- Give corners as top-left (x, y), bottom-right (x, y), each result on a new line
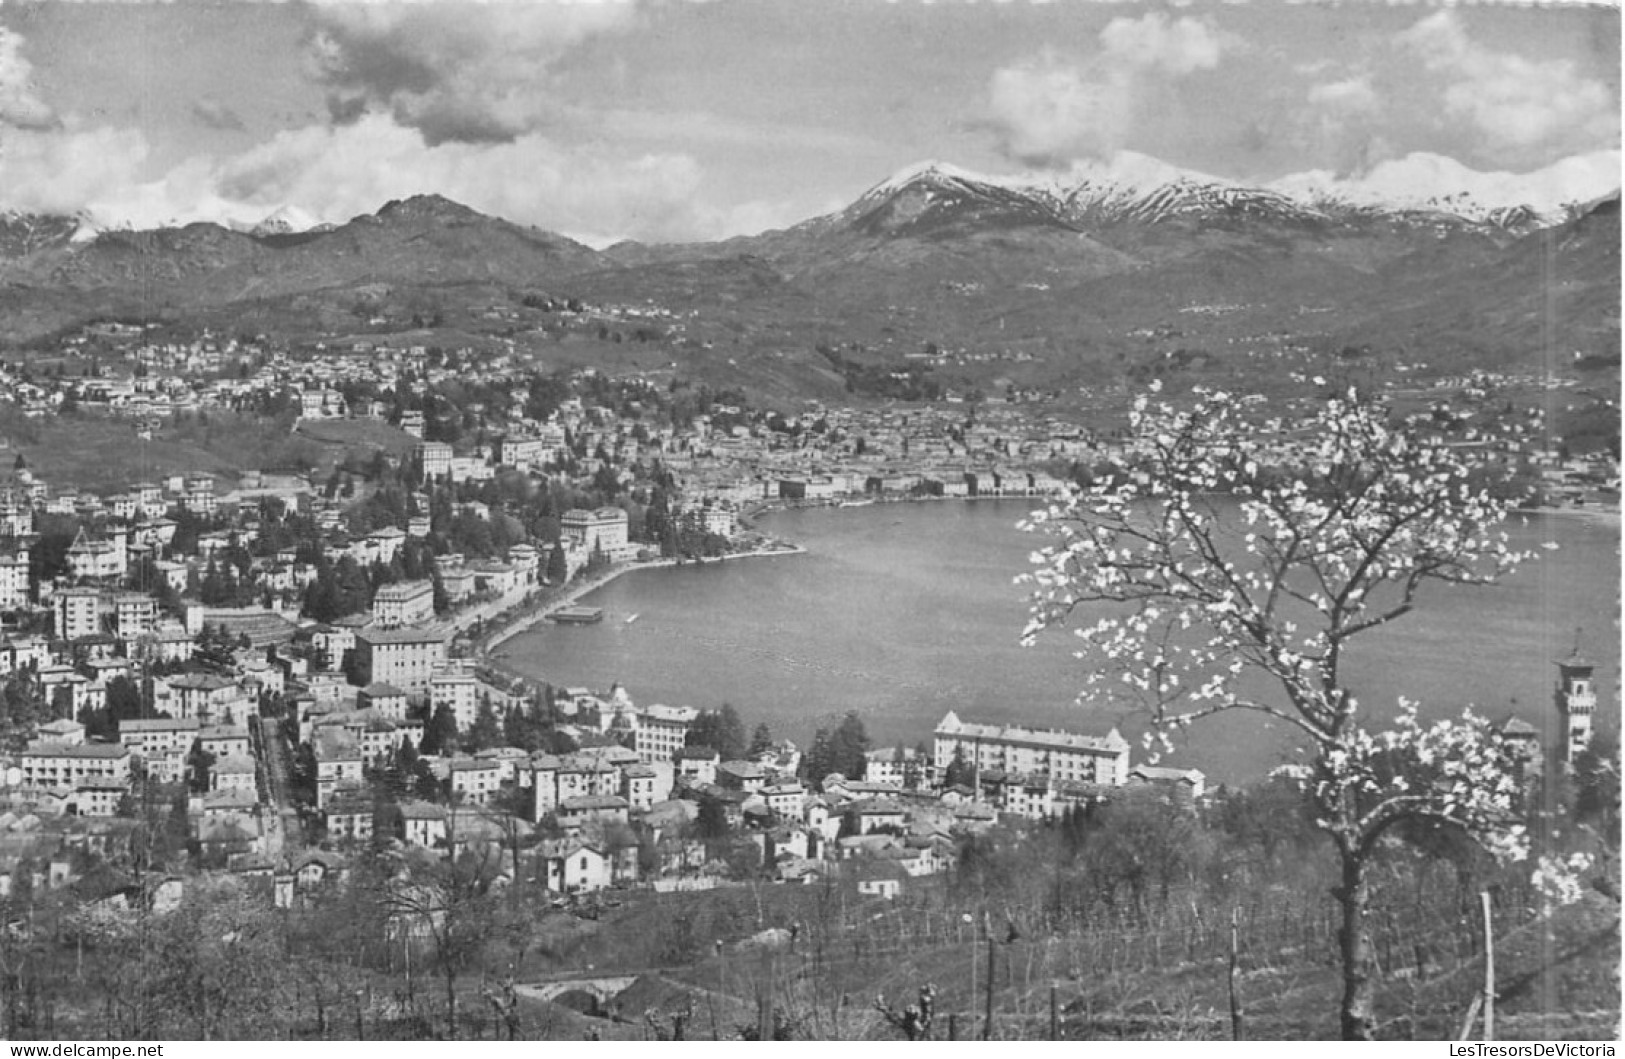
top-left (502, 500), bottom-right (1620, 786)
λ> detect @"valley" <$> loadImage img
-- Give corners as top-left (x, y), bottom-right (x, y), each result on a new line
top-left (0, 159), bottom-right (1615, 438)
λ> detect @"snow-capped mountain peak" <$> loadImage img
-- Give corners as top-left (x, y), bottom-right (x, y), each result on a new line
top-left (840, 149), bottom-right (1621, 236)
top-left (847, 151), bottom-right (1331, 231)
top-left (833, 159), bottom-right (1072, 236)
top-left (250, 204), bottom-right (325, 237)
top-left (69, 208), bottom-right (115, 244)
top-left (861, 159), bottom-right (1049, 200)
top-left (1268, 150), bottom-right (1622, 228)
top-left (1051, 152), bottom-right (1324, 226)
top-left (0, 210), bottom-right (81, 255)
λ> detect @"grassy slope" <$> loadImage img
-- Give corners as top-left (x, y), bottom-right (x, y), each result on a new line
top-left (0, 407), bottom-right (419, 494)
top-left (515, 879), bottom-right (1619, 1041)
top-left (292, 417), bottom-right (421, 458)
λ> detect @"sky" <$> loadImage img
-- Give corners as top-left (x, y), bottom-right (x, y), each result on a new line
top-left (0, 0), bottom-right (1618, 245)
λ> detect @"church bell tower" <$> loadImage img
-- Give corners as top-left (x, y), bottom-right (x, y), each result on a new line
top-left (1555, 635), bottom-right (1598, 767)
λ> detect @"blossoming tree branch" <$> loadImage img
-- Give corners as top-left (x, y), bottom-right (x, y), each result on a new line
top-left (1020, 383), bottom-right (1547, 1040)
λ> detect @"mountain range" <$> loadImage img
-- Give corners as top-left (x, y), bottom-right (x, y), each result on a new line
top-left (798, 152), bottom-right (1609, 239)
top-left (0, 153), bottom-right (1616, 412)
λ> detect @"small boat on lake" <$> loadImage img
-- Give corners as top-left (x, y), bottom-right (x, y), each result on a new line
top-left (625, 613), bottom-right (640, 625)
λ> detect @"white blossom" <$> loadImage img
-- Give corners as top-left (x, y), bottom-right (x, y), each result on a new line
top-left (1020, 385), bottom-right (1538, 870)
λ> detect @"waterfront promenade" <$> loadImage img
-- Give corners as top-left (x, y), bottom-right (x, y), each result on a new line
top-left (476, 541), bottom-right (808, 657)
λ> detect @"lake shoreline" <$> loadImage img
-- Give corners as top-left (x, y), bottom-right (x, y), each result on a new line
top-left (739, 491), bottom-right (1048, 531)
top-left (489, 495), bottom-right (1617, 787)
top-left (480, 542), bottom-right (808, 654)
top-left (740, 493), bottom-right (1619, 531)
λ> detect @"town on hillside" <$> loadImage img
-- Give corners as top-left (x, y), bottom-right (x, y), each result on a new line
top-left (0, 319), bottom-right (1607, 886)
top-left (0, 321), bottom-right (1605, 1040)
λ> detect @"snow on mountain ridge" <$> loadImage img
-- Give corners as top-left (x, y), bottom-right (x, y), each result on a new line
top-left (250, 204), bottom-right (325, 236)
top-left (861, 159), bottom-right (1060, 200)
top-left (856, 150), bottom-right (1620, 231)
top-left (1269, 150), bottom-right (1621, 226)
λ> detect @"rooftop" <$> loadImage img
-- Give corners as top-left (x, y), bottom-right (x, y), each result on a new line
top-left (374, 580), bottom-right (433, 601)
top-left (559, 795), bottom-right (629, 811)
top-left (356, 625), bottom-right (451, 645)
top-left (119, 718), bottom-right (201, 735)
top-left (24, 743), bottom-right (130, 759)
top-left (935, 710), bottom-right (1128, 754)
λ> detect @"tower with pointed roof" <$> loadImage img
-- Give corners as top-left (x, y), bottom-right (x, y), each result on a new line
top-left (1555, 632), bottom-right (1597, 767)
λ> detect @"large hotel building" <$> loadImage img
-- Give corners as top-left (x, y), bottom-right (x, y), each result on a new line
top-left (933, 710), bottom-right (1131, 787)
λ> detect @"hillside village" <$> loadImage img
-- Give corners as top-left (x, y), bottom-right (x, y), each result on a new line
top-left (0, 0), bottom-right (1617, 1037)
top-left (0, 327), bottom-right (1188, 909)
top-left (0, 321), bottom-right (1605, 1041)
top-left (0, 324), bottom-right (1609, 902)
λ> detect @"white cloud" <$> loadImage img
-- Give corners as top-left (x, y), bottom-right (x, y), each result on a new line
top-left (0, 125), bottom-right (151, 216)
top-left (305, 1), bottom-right (639, 144)
top-left (1399, 11), bottom-right (1618, 163)
top-left (1307, 76), bottom-right (1377, 115)
top-left (1298, 72), bottom-right (1386, 175)
top-left (988, 53), bottom-right (1126, 166)
top-left (208, 113), bottom-right (790, 241)
top-left (0, 27), bottom-right (56, 130)
top-left (986, 14), bottom-right (1235, 167)
top-left (0, 111), bottom-right (796, 244)
top-left (1272, 148), bottom-right (1622, 217)
top-left (1098, 12), bottom-right (1231, 77)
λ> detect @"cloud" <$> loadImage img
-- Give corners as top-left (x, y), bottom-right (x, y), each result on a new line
top-left (0, 109), bottom-right (795, 244)
top-left (303, 1), bottom-right (638, 145)
top-left (1306, 76), bottom-right (1377, 115)
top-left (599, 107), bottom-right (874, 155)
top-left (1274, 148), bottom-right (1623, 217)
top-left (0, 125), bottom-right (151, 216)
top-left (988, 53), bottom-right (1126, 167)
top-left (1098, 12), bottom-right (1230, 77)
top-left (0, 27), bottom-right (57, 130)
top-left (1299, 73), bottom-right (1387, 175)
top-left (208, 114), bottom-right (750, 241)
top-left (1398, 11), bottom-right (1617, 163)
top-left (191, 97), bottom-right (247, 133)
top-left (0, 1), bottom-right (784, 241)
top-left (986, 14), bottom-right (1235, 167)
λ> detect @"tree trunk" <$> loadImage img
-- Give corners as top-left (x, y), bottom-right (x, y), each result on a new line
top-left (1337, 849), bottom-right (1376, 1041)
top-left (445, 970), bottom-right (458, 1040)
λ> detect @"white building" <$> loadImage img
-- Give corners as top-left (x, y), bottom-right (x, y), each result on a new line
top-left (448, 758), bottom-right (504, 805)
top-left (0, 553), bottom-right (29, 609)
top-left (119, 717), bottom-right (202, 758)
top-left (932, 711), bottom-right (1130, 788)
top-left (416, 441), bottom-right (453, 481)
top-left (560, 507), bottom-right (637, 561)
top-left (353, 626), bottom-right (450, 695)
top-left (372, 580), bottom-right (435, 629)
top-left (18, 743), bottom-right (132, 791)
top-left (636, 703), bottom-right (698, 764)
top-left (53, 587), bottom-right (102, 640)
top-left (65, 529), bottom-right (127, 581)
top-left (430, 668), bottom-right (481, 731)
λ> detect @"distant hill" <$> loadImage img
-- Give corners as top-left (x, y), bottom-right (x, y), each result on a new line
top-left (0, 156), bottom-right (1614, 411)
top-left (0, 193), bottom-right (598, 317)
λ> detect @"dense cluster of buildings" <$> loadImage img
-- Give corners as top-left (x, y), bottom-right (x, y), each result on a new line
top-left (0, 325), bottom-right (1601, 910)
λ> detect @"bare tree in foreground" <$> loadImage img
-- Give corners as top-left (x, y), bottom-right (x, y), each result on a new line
top-left (1022, 385), bottom-right (1544, 1040)
top-left (376, 842), bottom-right (505, 1039)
